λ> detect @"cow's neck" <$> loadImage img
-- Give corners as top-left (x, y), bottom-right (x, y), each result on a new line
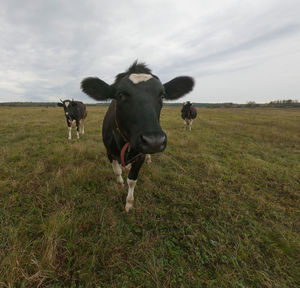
top-left (113, 100), bottom-right (143, 169)
top-left (114, 100), bottom-right (129, 143)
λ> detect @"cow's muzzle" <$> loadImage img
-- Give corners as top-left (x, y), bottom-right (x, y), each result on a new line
top-left (137, 131), bottom-right (167, 154)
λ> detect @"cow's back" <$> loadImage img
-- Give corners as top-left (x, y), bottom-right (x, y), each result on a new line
top-left (76, 101), bottom-right (87, 119)
top-left (181, 104), bottom-right (197, 119)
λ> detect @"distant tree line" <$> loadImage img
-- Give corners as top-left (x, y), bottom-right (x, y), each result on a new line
top-left (244, 99), bottom-right (299, 108)
top-left (0, 102), bottom-right (109, 107)
top-left (0, 102), bottom-right (57, 107)
top-left (0, 99), bottom-right (299, 108)
top-left (267, 99), bottom-right (299, 107)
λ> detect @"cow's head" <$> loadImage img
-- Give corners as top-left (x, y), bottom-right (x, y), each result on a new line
top-left (57, 99), bottom-right (76, 119)
top-left (183, 101), bottom-right (193, 110)
top-left (81, 61), bottom-right (194, 154)
top-left (184, 101), bottom-right (192, 107)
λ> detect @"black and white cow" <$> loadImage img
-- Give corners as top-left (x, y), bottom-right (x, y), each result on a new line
top-left (81, 61), bottom-right (194, 211)
top-left (181, 101), bottom-right (197, 130)
top-left (57, 99), bottom-right (87, 139)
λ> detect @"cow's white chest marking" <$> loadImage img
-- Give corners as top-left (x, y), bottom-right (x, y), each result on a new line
top-left (129, 73), bottom-right (153, 84)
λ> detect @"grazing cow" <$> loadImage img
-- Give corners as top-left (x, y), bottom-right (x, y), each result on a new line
top-left (57, 99), bottom-right (87, 139)
top-left (81, 61), bottom-right (194, 212)
top-left (181, 101), bottom-right (197, 130)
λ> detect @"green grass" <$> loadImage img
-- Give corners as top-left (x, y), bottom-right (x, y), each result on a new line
top-left (0, 106), bottom-right (299, 287)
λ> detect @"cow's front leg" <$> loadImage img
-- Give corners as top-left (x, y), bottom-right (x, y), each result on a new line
top-left (66, 119), bottom-right (72, 139)
top-left (112, 160), bottom-right (124, 186)
top-left (68, 126), bottom-right (72, 139)
top-left (184, 119), bottom-right (187, 129)
top-left (67, 119), bottom-right (72, 140)
top-left (125, 155), bottom-right (145, 212)
top-left (189, 119), bottom-right (193, 131)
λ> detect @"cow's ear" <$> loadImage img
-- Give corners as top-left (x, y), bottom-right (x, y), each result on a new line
top-left (81, 77), bottom-right (115, 100)
top-left (163, 76), bottom-right (194, 100)
top-left (57, 102), bottom-right (64, 107)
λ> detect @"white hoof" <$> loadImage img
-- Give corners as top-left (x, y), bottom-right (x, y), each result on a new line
top-left (124, 163), bottom-right (132, 171)
top-left (146, 154), bottom-right (151, 164)
top-left (125, 202), bottom-right (133, 212)
top-left (117, 176), bottom-right (124, 186)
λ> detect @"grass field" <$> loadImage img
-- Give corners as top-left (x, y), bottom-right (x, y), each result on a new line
top-left (0, 106), bottom-right (299, 287)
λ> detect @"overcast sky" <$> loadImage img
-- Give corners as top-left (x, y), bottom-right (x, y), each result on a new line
top-left (1, 0), bottom-right (300, 104)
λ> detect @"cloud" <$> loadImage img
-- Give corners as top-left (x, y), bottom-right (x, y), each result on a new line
top-left (0, 0), bottom-right (300, 103)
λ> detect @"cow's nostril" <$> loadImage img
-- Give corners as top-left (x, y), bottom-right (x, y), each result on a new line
top-left (139, 133), bottom-right (167, 153)
top-left (158, 134), bottom-right (166, 145)
top-left (141, 134), bottom-right (165, 146)
top-left (141, 135), bottom-right (149, 145)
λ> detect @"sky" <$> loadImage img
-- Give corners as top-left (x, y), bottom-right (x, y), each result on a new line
top-left (0, 0), bottom-right (300, 104)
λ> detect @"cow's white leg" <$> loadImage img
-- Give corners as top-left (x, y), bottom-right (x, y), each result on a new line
top-left (146, 154), bottom-right (151, 164)
top-left (125, 178), bottom-right (137, 212)
top-left (76, 121), bottom-right (80, 139)
top-left (184, 119), bottom-right (187, 129)
top-left (79, 119), bottom-right (85, 134)
top-left (81, 120), bottom-right (85, 134)
top-left (189, 120), bottom-right (193, 131)
top-left (68, 127), bottom-right (72, 140)
top-left (112, 160), bottom-right (124, 186)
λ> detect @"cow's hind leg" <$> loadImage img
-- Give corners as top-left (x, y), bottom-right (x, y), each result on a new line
top-left (80, 119), bottom-right (85, 134)
top-left (79, 120), bottom-right (82, 134)
top-left (112, 160), bottom-right (124, 186)
top-left (125, 155), bottom-right (145, 212)
top-left (76, 120), bottom-right (80, 139)
top-left (82, 120), bottom-right (85, 134)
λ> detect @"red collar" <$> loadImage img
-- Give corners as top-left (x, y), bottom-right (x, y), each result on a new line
top-left (114, 101), bottom-right (143, 170)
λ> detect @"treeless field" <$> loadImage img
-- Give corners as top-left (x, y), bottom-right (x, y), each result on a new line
top-left (0, 106), bottom-right (299, 287)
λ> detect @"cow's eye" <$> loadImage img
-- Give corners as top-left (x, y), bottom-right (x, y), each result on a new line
top-left (118, 92), bottom-right (129, 101)
top-left (158, 94), bottom-right (164, 105)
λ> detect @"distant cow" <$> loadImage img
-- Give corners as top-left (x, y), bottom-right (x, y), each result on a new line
top-left (181, 101), bottom-right (197, 130)
top-left (57, 99), bottom-right (87, 139)
top-left (81, 61), bottom-right (194, 211)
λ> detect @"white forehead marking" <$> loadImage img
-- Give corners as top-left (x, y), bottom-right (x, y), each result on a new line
top-left (129, 73), bottom-right (153, 84)
top-left (65, 101), bottom-right (70, 107)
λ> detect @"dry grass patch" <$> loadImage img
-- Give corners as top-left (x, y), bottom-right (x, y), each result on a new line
top-left (0, 106), bottom-right (299, 287)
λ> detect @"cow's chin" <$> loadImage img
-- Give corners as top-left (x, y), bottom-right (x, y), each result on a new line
top-left (133, 131), bottom-right (167, 155)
